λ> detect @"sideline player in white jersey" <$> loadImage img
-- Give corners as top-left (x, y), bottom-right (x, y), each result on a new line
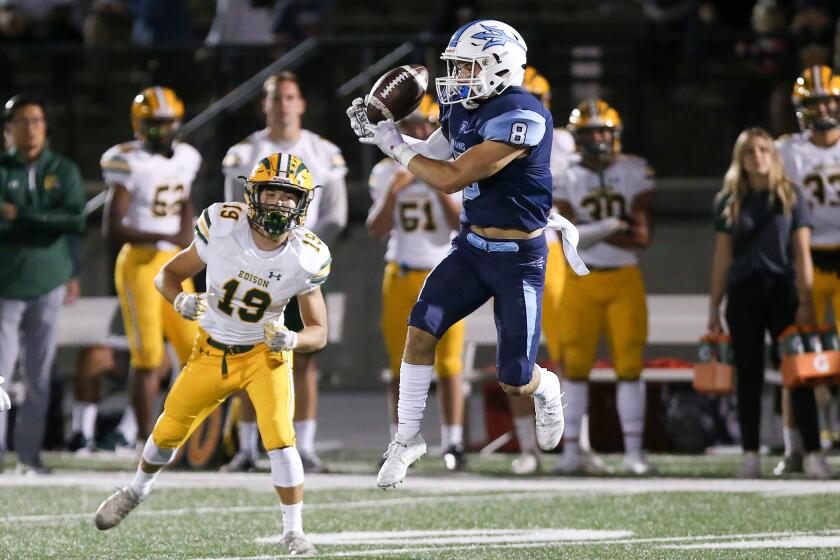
top-left (221, 71), bottom-right (347, 473)
top-left (507, 67), bottom-right (578, 475)
top-left (95, 153), bottom-right (329, 556)
top-left (554, 99), bottom-right (655, 475)
top-left (101, 87), bottom-right (201, 444)
top-left (775, 65), bottom-right (840, 476)
top-left (367, 98), bottom-right (467, 470)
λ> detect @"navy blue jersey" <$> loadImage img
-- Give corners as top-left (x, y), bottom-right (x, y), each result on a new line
top-left (440, 86), bottom-right (553, 232)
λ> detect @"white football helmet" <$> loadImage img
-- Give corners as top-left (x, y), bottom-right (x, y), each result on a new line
top-left (435, 19), bottom-right (528, 108)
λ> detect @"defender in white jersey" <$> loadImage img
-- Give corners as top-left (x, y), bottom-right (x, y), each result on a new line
top-left (95, 153), bottom-right (326, 556)
top-left (554, 99), bottom-right (655, 476)
top-left (101, 86), bottom-right (202, 443)
top-left (775, 65), bottom-right (840, 473)
top-left (367, 103), bottom-right (467, 470)
top-left (220, 72), bottom-right (347, 473)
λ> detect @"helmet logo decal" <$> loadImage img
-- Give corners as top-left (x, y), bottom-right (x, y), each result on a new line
top-left (470, 24), bottom-right (523, 51)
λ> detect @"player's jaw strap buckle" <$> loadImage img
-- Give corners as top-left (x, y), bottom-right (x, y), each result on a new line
top-left (206, 337), bottom-right (255, 377)
top-left (466, 233), bottom-right (519, 253)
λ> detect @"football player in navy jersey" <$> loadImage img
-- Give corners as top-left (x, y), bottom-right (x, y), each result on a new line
top-left (348, 19), bottom-right (589, 488)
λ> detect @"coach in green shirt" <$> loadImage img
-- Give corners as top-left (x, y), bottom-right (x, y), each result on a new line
top-left (0, 94), bottom-right (85, 474)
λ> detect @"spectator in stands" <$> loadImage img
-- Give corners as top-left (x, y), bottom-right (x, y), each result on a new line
top-left (272, 0), bottom-right (330, 47)
top-left (790, 1), bottom-right (836, 68)
top-left (707, 127), bottom-right (830, 479)
top-left (132, 0), bottom-right (194, 45)
top-left (83, 0), bottom-right (133, 48)
top-left (206, 0), bottom-right (275, 46)
top-left (0, 1), bottom-right (33, 44)
top-left (0, 94), bottom-right (86, 474)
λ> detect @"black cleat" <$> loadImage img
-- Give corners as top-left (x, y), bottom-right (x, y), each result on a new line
top-left (442, 444), bottom-right (467, 472)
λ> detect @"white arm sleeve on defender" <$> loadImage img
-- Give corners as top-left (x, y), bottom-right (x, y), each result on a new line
top-left (402, 128), bottom-right (452, 160)
top-left (575, 217), bottom-right (626, 249)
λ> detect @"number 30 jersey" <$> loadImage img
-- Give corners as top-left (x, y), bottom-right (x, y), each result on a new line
top-left (776, 133), bottom-right (840, 247)
top-left (193, 202), bottom-right (331, 345)
top-left (554, 154), bottom-right (654, 268)
top-left (101, 141), bottom-right (202, 251)
top-left (368, 158), bottom-right (458, 269)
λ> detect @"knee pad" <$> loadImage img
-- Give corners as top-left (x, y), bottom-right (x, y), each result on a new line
top-left (143, 437), bottom-right (178, 466)
top-left (268, 447), bottom-right (305, 488)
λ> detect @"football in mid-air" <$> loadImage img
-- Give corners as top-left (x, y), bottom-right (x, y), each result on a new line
top-left (365, 64), bottom-right (429, 123)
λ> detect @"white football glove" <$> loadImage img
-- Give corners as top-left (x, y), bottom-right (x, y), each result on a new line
top-left (173, 292), bottom-right (208, 321)
top-left (359, 119), bottom-right (417, 167)
top-left (0, 377), bottom-right (11, 412)
top-left (346, 97), bottom-right (372, 139)
top-left (264, 320), bottom-right (298, 352)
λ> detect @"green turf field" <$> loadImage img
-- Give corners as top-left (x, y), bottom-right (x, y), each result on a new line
top-left (2, 451), bottom-right (839, 559)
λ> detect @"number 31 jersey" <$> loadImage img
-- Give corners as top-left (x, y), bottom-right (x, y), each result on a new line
top-left (193, 202), bottom-right (331, 345)
top-left (776, 133), bottom-right (840, 247)
top-left (100, 140), bottom-right (202, 250)
top-left (554, 154), bottom-right (654, 268)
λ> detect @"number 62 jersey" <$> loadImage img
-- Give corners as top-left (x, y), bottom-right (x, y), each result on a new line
top-left (193, 202), bottom-right (331, 345)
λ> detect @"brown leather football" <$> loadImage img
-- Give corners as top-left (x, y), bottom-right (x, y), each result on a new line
top-left (365, 64), bottom-right (429, 123)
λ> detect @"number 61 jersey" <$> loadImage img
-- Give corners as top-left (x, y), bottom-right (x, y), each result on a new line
top-left (193, 202), bottom-right (331, 345)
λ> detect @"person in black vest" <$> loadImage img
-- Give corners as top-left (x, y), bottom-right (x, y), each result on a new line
top-left (707, 127), bottom-right (831, 479)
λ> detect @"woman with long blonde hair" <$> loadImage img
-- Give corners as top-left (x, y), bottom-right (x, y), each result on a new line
top-left (707, 127), bottom-right (830, 478)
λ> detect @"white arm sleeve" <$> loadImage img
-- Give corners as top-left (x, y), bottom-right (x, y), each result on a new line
top-left (576, 217), bottom-right (626, 249)
top-left (402, 128), bottom-right (452, 161)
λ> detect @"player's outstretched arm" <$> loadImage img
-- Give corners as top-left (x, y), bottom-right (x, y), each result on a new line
top-left (292, 287), bottom-right (328, 353)
top-left (154, 242), bottom-right (207, 305)
top-left (407, 140), bottom-right (526, 194)
top-left (361, 119), bottom-right (525, 193)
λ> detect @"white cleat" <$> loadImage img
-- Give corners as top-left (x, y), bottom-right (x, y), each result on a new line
top-left (511, 451), bottom-right (541, 475)
top-left (376, 433), bottom-right (426, 489)
top-left (277, 531), bottom-right (317, 556)
top-left (534, 392), bottom-right (565, 451)
top-left (622, 453), bottom-right (655, 476)
top-left (804, 452), bottom-right (832, 480)
top-left (94, 487), bottom-right (141, 530)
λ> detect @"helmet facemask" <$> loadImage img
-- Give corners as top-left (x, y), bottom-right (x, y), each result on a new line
top-left (797, 96), bottom-right (840, 132)
top-left (575, 126), bottom-right (620, 160)
top-left (137, 117), bottom-right (180, 155)
top-left (243, 180), bottom-right (311, 239)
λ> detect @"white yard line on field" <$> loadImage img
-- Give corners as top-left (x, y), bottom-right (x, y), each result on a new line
top-left (0, 490), bottom-right (564, 524)
top-left (188, 529), bottom-right (840, 559)
top-left (3, 471), bottom-right (840, 496)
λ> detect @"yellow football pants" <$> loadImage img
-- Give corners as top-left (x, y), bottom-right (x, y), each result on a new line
top-left (115, 244), bottom-right (198, 369)
top-left (152, 328), bottom-right (295, 450)
top-left (560, 265), bottom-right (648, 381)
top-left (381, 262), bottom-right (465, 378)
top-left (541, 240), bottom-right (567, 363)
top-left (813, 266), bottom-right (840, 328)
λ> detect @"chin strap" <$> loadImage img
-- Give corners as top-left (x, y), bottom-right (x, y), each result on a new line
top-left (546, 213), bottom-right (589, 276)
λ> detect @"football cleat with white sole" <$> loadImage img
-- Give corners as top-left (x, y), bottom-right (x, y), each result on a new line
top-left (277, 531), bottom-right (317, 556)
top-left (511, 451), bottom-right (540, 475)
top-left (94, 487), bottom-right (141, 530)
top-left (804, 452), bottom-right (832, 480)
top-left (622, 453), bottom-right (655, 476)
top-left (377, 433), bottom-right (426, 489)
top-left (534, 392), bottom-right (565, 451)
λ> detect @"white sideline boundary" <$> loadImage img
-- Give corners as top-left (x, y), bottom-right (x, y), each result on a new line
top-left (3, 471), bottom-right (840, 498)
